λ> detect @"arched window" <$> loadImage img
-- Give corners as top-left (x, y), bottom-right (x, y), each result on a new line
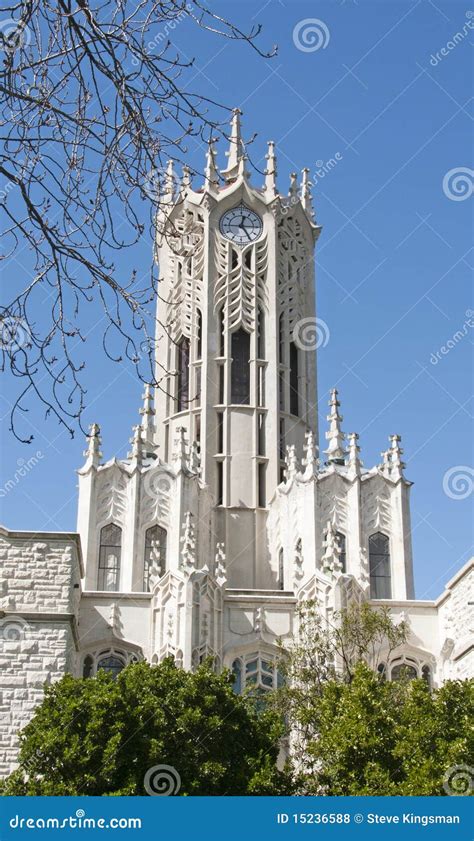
top-left (391, 662), bottom-right (418, 682)
top-left (196, 309), bottom-right (202, 360)
top-left (279, 313), bottom-right (285, 363)
top-left (177, 337), bottom-right (190, 412)
top-left (278, 548), bottom-right (284, 590)
top-left (83, 655), bottom-right (93, 679)
top-left (422, 665), bottom-right (432, 688)
top-left (289, 341), bottom-right (299, 416)
top-left (143, 525), bottom-right (167, 592)
top-left (231, 652), bottom-right (282, 696)
top-left (97, 654), bottom-right (126, 679)
top-left (257, 307), bottom-right (265, 359)
top-left (377, 662), bottom-right (386, 680)
top-left (230, 328), bottom-right (250, 405)
top-left (369, 532), bottom-right (391, 599)
top-left (98, 524), bottom-right (122, 591)
top-left (217, 308), bottom-right (225, 357)
top-left (336, 532), bottom-right (346, 573)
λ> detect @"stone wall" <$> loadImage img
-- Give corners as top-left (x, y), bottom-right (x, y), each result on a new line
top-left (0, 529), bottom-right (82, 777)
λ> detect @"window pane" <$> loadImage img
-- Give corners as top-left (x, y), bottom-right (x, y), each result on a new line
top-left (97, 655), bottom-right (125, 680)
top-left (98, 524), bottom-right (122, 591)
top-left (231, 329), bottom-right (250, 404)
top-left (177, 337), bottom-right (190, 412)
top-left (369, 532), bottom-right (391, 598)
top-left (336, 532), bottom-right (346, 573)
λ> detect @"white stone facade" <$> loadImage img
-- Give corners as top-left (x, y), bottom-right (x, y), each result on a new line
top-left (1, 113), bottom-right (472, 776)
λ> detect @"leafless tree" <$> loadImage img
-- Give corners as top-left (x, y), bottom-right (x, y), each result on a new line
top-left (0, 1), bottom-right (274, 441)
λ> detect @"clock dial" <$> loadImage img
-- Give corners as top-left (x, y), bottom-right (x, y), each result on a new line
top-left (219, 205), bottom-right (263, 245)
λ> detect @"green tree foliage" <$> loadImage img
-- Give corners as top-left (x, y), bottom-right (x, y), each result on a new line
top-left (0, 659), bottom-right (291, 796)
top-left (305, 664), bottom-right (473, 796)
top-left (276, 601), bottom-right (473, 796)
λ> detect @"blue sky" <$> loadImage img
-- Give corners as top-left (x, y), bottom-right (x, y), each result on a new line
top-left (1, 0), bottom-right (473, 599)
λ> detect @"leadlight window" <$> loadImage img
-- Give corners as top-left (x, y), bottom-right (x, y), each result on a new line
top-left (143, 525), bottom-right (167, 592)
top-left (98, 524), bottom-right (121, 591)
top-left (83, 655), bottom-right (93, 678)
top-left (278, 548), bottom-right (284, 590)
top-left (336, 532), bottom-right (346, 573)
top-left (177, 337), bottom-right (190, 412)
top-left (390, 663), bottom-right (418, 682)
top-left (289, 341), bottom-right (299, 417)
top-left (369, 532), bottom-right (391, 599)
top-left (230, 328), bottom-right (250, 405)
top-left (257, 307), bottom-right (265, 359)
top-left (97, 655), bottom-right (126, 680)
top-left (231, 653), bottom-right (282, 695)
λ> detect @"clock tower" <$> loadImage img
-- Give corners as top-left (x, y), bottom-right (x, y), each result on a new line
top-left (153, 109), bottom-right (321, 588)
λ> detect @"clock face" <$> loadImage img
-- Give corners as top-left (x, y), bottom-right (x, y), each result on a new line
top-left (219, 205), bottom-right (263, 245)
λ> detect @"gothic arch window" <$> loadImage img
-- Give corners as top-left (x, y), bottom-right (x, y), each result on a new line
top-left (278, 313), bottom-right (285, 364)
top-left (278, 548), bottom-right (284, 590)
top-left (81, 647), bottom-right (141, 680)
top-left (369, 532), bottom-right (391, 599)
top-left (230, 328), bottom-right (250, 405)
top-left (177, 336), bottom-right (190, 412)
top-left (217, 308), bottom-right (225, 357)
top-left (390, 662), bottom-right (418, 682)
top-left (257, 306), bottom-right (265, 359)
top-left (336, 532), bottom-right (346, 573)
top-left (289, 341), bottom-right (299, 417)
top-left (422, 665), bottom-right (432, 688)
top-left (196, 309), bottom-right (203, 360)
top-left (98, 524), bottom-right (122, 591)
top-left (143, 525), bottom-right (167, 592)
top-left (231, 652), bottom-right (283, 696)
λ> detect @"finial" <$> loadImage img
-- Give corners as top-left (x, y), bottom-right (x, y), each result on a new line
top-left (83, 422), bottom-right (102, 469)
top-left (221, 107), bottom-right (245, 183)
top-left (284, 444), bottom-right (298, 482)
top-left (388, 434), bottom-right (405, 481)
top-left (264, 140), bottom-right (277, 199)
top-left (302, 428), bottom-right (319, 478)
top-left (301, 167), bottom-right (315, 217)
top-left (322, 520), bottom-right (342, 577)
top-left (347, 432), bottom-right (362, 480)
top-left (204, 136), bottom-right (219, 192)
top-left (324, 388), bottom-right (347, 465)
top-left (128, 424), bottom-right (144, 465)
top-left (214, 542), bottom-right (227, 587)
top-left (180, 164), bottom-right (192, 193)
top-left (289, 172), bottom-right (299, 202)
top-left (188, 440), bottom-right (201, 475)
top-left (163, 159), bottom-right (175, 203)
top-left (181, 511), bottom-right (196, 575)
top-left (139, 384), bottom-right (157, 455)
top-left (172, 426), bottom-right (188, 472)
top-left (380, 447), bottom-right (391, 475)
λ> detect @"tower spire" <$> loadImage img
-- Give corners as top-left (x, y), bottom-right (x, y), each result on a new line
top-left (347, 432), bottom-right (362, 479)
top-left (83, 423), bottom-right (102, 469)
top-left (221, 107), bottom-right (244, 183)
top-left (289, 172), bottom-right (299, 202)
top-left (264, 140), bottom-right (277, 199)
top-left (324, 388), bottom-right (347, 465)
top-left (388, 434), bottom-right (405, 481)
top-left (139, 384), bottom-right (157, 456)
top-left (204, 136), bottom-right (219, 192)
